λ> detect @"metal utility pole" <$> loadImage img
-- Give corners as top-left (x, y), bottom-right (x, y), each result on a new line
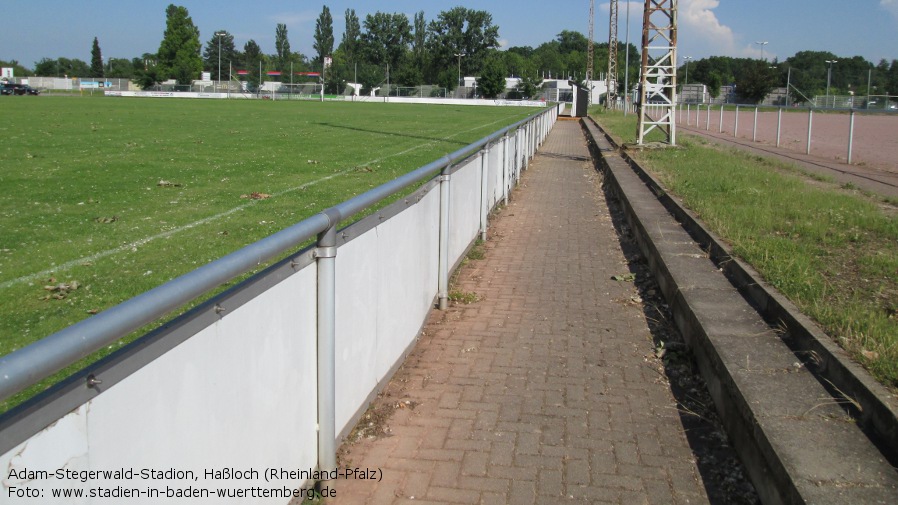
top-left (624, 0), bottom-right (631, 115)
top-left (825, 59), bottom-right (838, 108)
top-left (215, 32), bottom-right (226, 92)
top-left (755, 41), bottom-right (769, 61)
top-left (587, 0), bottom-right (595, 97)
top-left (636, 0), bottom-right (678, 146)
top-left (455, 52), bottom-right (466, 98)
top-left (606, 0), bottom-right (619, 109)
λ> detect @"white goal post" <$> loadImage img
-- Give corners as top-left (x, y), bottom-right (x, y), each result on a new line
top-left (277, 83), bottom-right (324, 100)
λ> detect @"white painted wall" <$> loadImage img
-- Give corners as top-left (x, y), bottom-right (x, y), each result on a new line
top-left (2, 267), bottom-right (319, 504)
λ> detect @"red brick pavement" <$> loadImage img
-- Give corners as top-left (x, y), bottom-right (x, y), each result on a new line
top-left (332, 120), bottom-right (710, 504)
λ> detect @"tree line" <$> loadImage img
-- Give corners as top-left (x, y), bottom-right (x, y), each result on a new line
top-left (679, 52), bottom-right (898, 104)
top-left (4, 3), bottom-right (897, 103)
top-left (3, 4), bottom-right (631, 99)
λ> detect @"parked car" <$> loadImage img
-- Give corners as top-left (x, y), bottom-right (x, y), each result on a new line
top-left (0, 83), bottom-right (40, 95)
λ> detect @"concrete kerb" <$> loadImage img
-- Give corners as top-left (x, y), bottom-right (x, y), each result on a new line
top-left (582, 117), bottom-right (898, 452)
top-left (580, 117), bottom-right (898, 504)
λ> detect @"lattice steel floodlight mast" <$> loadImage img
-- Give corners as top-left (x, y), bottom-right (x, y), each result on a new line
top-left (636, 0), bottom-right (678, 146)
top-left (606, 0), bottom-right (619, 109)
top-left (587, 0), bottom-right (595, 84)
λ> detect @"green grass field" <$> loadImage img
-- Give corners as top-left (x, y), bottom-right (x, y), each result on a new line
top-left (591, 107), bottom-right (898, 389)
top-left (0, 97), bottom-right (539, 375)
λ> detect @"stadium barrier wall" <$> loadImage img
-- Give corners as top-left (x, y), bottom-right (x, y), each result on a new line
top-left (0, 104), bottom-right (562, 504)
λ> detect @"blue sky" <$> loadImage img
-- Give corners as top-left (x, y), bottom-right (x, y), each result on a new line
top-left (2, 1), bottom-right (897, 70)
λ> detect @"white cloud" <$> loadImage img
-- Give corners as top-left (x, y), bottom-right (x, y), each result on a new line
top-left (602, 0), bottom-right (779, 59)
top-left (679, 0), bottom-right (739, 54)
top-left (882, 0), bottom-right (898, 20)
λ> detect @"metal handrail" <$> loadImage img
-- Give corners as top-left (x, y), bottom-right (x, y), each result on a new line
top-left (0, 106), bottom-right (555, 402)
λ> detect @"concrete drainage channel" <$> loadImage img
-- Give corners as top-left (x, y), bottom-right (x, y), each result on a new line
top-left (580, 117), bottom-right (898, 505)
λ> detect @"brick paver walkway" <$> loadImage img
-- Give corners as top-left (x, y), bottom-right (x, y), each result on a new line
top-left (334, 120), bottom-right (710, 504)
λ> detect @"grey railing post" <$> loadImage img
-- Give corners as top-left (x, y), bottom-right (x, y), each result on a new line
top-left (522, 123), bottom-right (530, 171)
top-left (807, 109), bottom-right (814, 155)
top-left (536, 113), bottom-right (546, 146)
top-left (502, 134), bottom-right (510, 206)
top-left (530, 119), bottom-right (536, 159)
top-left (480, 146), bottom-right (490, 242)
top-left (719, 105), bottom-right (724, 134)
top-left (437, 167), bottom-right (451, 310)
top-left (848, 110), bottom-right (856, 164)
top-left (706, 104), bottom-right (711, 130)
top-left (734, 105), bottom-right (740, 137)
top-left (510, 129), bottom-right (517, 185)
top-left (316, 210), bottom-right (339, 477)
top-left (534, 114), bottom-right (538, 152)
top-left (752, 107), bottom-right (759, 142)
top-left (776, 108), bottom-right (783, 147)
top-left (527, 121), bottom-right (536, 159)
top-left (534, 115), bottom-right (540, 147)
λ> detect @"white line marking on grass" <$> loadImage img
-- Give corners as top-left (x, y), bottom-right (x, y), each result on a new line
top-left (0, 170), bottom-right (352, 291)
top-left (0, 111), bottom-right (531, 290)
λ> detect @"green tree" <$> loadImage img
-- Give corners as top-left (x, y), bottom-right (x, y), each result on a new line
top-left (203, 30), bottom-right (239, 79)
top-left (407, 11), bottom-right (427, 86)
top-left (133, 54), bottom-right (162, 89)
top-left (556, 30), bottom-right (589, 55)
top-left (355, 61), bottom-right (386, 95)
top-left (514, 60), bottom-right (543, 99)
top-left (688, 56), bottom-right (737, 89)
top-left (839, 55), bottom-right (878, 95)
top-left (532, 43), bottom-right (563, 78)
top-left (507, 46), bottom-right (535, 59)
top-left (705, 71), bottom-right (723, 99)
top-left (888, 59), bottom-right (898, 96)
top-left (362, 12), bottom-right (411, 74)
top-left (34, 57), bottom-right (90, 77)
top-left (784, 51), bottom-right (837, 99)
top-left (105, 58), bottom-right (134, 78)
top-left (426, 7), bottom-right (499, 86)
top-left (501, 51), bottom-right (525, 78)
top-left (736, 60), bottom-right (778, 103)
top-left (32, 58), bottom-right (56, 76)
top-left (242, 39), bottom-right (263, 91)
top-left (157, 4), bottom-right (203, 85)
top-left (872, 59), bottom-right (891, 95)
top-left (90, 37), bottom-right (104, 78)
top-left (324, 49), bottom-right (349, 94)
top-left (478, 53), bottom-right (507, 98)
top-left (341, 9), bottom-right (361, 66)
top-left (314, 6), bottom-right (334, 68)
top-left (275, 23), bottom-right (292, 74)
top-left (395, 52), bottom-right (423, 88)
